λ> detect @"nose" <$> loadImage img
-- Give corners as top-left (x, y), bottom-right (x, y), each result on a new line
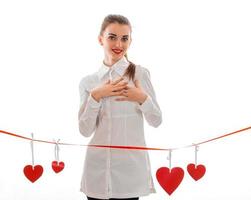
top-left (115, 39), bottom-right (122, 48)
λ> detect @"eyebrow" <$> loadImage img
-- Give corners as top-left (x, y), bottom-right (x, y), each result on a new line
top-left (107, 33), bottom-right (129, 38)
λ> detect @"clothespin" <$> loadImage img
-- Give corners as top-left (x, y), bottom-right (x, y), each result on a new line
top-left (53, 139), bottom-right (60, 162)
top-left (166, 149), bottom-right (172, 169)
top-left (30, 133), bottom-right (35, 169)
top-left (193, 143), bottom-right (199, 167)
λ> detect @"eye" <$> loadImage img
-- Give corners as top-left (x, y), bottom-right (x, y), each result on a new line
top-left (122, 37), bottom-right (129, 42)
top-left (108, 36), bottom-right (116, 40)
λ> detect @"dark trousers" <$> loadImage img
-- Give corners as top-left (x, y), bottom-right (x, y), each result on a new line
top-left (87, 196), bottom-right (139, 200)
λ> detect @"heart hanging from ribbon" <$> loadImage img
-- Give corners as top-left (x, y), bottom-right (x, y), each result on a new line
top-left (23, 165), bottom-right (43, 183)
top-left (156, 167), bottom-right (184, 195)
top-left (187, 163), bottom-right (206, 181)
top-left (52, 161), bottom-right (65, 173)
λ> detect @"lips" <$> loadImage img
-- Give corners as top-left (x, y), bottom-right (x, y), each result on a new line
top-left (112, 48), bottom-right (123, 54)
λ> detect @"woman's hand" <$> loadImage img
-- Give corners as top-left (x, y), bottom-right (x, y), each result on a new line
top-left (115, 80), bottom-right (148, 105)
top-left (91, 77), bottom-right (128, 102)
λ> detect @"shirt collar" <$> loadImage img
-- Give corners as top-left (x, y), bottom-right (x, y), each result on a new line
top-left (97, 56), bottom-right (129, 80)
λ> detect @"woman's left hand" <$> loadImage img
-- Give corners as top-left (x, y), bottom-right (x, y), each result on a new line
top-left (115, 80), bottom-right (148, 105)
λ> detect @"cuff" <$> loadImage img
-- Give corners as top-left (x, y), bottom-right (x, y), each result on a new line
top-left (87, 94), bottom-right (101, 108)
top-left (138, 95), bottom-right (153, 113)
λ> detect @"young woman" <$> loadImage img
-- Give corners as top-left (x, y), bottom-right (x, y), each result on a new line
top-left (78, 14), bottom-right (162, 200)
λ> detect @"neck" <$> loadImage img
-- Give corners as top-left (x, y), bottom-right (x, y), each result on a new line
top-left (103, 55), bottom-right (122, 67)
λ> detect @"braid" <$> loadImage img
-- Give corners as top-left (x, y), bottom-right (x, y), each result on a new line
top-left (124, 54), bottom-right (136, 81)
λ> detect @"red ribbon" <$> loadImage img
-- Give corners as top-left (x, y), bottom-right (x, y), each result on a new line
top-left (1, 125), bottom-right (251, 151)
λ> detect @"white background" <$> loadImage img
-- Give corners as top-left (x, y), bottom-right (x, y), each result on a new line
top-left (1, 0), bottom-right (251, 199)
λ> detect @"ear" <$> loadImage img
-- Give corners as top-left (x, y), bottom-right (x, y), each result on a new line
top-left (98, 35), bottom-right (103, 46)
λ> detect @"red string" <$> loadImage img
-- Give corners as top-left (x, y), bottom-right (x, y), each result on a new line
top-left (1, 125), bottom-right (251, 151)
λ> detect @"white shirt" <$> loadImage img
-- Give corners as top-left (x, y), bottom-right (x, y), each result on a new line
top-left (78, 56), bottom-right (162, 199)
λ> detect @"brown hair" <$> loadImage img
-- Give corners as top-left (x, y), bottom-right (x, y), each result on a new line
top-left (99, 14), bottom-right (136, 81)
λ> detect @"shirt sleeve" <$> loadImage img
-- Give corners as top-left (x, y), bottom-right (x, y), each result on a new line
top-left (137, 67), bottom-right (162, 128)
top-left (78, 77), bottom-right (101, 137)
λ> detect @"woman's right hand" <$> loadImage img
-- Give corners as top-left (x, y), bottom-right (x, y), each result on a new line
top-left (91, 77), bottom-right (128, 102)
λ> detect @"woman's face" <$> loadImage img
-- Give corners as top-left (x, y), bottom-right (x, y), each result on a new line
top-left (99, 23), bottom-right (132, 65)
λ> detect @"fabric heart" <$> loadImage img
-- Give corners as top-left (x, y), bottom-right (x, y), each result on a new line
top-left (23, 165), bottom-right (43, 183)
top-left (52, 161), bottom-right (65, 173)
top-left (156, 167), bottom-right (184, 195)
top-left (187, 163), bottom-right (206, 181)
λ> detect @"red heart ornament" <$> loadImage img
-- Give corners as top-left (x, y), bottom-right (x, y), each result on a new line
top-left (156, 167), bottom-right (184, 195)
top-left (23, 165), bottom-right (43, 183)
top-left (187, 163), bottom-right (206, 181)
top-left (52, 161), bottom-right (65, 173)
